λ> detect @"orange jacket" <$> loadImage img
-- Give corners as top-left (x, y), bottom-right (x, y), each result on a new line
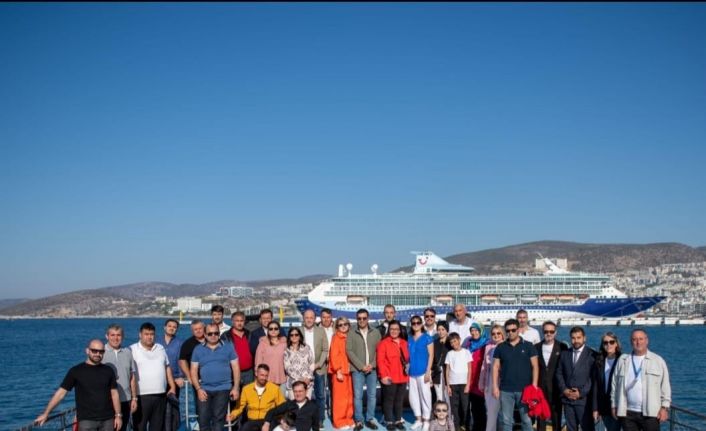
top-left (376, 337), bottom-right (409, 384)
top-left (328, 332), bottom-right (350, 375)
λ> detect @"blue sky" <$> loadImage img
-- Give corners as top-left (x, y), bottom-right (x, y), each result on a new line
top-left (2, 3), bottom-right (705, 298)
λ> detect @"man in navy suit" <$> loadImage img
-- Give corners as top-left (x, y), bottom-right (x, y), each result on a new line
top-left (556, 326), bottom-right (595, 431)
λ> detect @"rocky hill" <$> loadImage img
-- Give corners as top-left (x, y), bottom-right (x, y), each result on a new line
top-left (396, 241), bottom-right (706, 274)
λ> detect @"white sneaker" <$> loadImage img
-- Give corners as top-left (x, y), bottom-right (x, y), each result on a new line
top-left (422, 422), bottom-right (430, 431)
top-left (411, 421), bottom-right (423, 430)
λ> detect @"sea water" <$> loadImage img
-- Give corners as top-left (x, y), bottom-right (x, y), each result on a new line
top-left (1, 318), bottom-right (703, 430)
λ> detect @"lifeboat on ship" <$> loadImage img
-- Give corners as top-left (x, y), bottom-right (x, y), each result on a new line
top-left (481, 295), bottom-right (498, 303)
top-left (520, 295), bottom-right (538, 303)
top-left (434, 295), bottom-right (454, 304)
top-left (540, 295), bottom-right (557, 301)
top-left (558, 295), bottom-right (575, 302)
top-left (347, 295), bottom-right (367, 304)
top-left (499, 295), bottom-right (516, 303)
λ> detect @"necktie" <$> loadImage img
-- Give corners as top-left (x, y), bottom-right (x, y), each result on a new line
top-left (573, 349), bottom-right (580, 365)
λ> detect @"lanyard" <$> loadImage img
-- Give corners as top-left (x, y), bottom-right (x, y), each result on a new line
top-left (631, 354), bottom-right (643, 379)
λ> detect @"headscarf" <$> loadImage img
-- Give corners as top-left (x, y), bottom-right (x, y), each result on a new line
top-left (463, 322), bottom-right (489, 353)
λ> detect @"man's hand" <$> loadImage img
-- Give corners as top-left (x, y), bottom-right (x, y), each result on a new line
top-left (363, 364), bottom-right (373, 373)
top-left (336, 370), bottom-right (344, 382)
top-left (262, 422), bottom-right (271, 431)
top-left (492, 387), bottom-right (500, 399)
top-left (593, 411), bottom-right (600, 422)
top-left (423, 371), bottom-right (431, 383)
top-left (658, 407), bottom-right (669, 423)
top-left (611, 408), bottom-right (618, 419)
top-left (197, 388), bottom-right (208, 402)
top-left (34, 414), bottom-right (49, 427)
top-left (130, 398), bottom-right (138, 413)
top-left (381, 377), bottom-right (392, 385)
top-left (464, 384), bottom-right (471, 394)
top-left (114, 416), bottom-right (122, 430)
top-left (230, 387), bottom-right (240, 401)
top-left (175, 378), bottom-right (185, 388)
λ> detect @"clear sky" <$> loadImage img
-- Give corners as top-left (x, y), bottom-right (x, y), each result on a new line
top-left (2, 3), bottom-right (705, 298)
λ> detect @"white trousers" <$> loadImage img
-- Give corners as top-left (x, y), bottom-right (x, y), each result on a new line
top-left (484, 390), bottom-right (501, 431)
top-left (409, 375), bottom-right (432, 420)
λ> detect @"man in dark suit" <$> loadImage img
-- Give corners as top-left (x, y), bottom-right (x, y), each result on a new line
top-left (556, 326), bottom-right (596, 431)
top-left (534, 321), bottom-right (568, 431)
top-left (262, 380), bottom-right (320, 431)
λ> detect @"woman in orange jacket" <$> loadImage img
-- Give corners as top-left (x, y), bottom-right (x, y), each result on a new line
top-left (329, 316), bottom-right (355, 430)
top-left (376, 320), bottom-right (410, 431)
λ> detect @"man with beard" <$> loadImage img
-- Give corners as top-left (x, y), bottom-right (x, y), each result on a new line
top-left (35, 339), bottom-right (122, 431)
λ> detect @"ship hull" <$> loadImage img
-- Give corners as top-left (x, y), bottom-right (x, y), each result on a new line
top-left (295, 296), bottom-right (665, 322)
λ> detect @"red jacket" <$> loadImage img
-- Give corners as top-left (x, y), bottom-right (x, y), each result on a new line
top-left (521, 384), bottom-right (551, 420)
top-left (376, 337), bottom-right (410, 384)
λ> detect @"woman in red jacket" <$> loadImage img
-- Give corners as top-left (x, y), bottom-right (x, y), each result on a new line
top-left (376, 320), bottom-right (410, 431)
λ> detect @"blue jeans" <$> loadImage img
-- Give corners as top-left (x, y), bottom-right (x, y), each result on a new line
top-left (196, 390), bottom-right (230, 431)
top-left (500, 391), bottom-right (532, 431)
top-left (314, 373), bottom-right (328, 422)
top-left (352, 370), bottom-right (378, 423)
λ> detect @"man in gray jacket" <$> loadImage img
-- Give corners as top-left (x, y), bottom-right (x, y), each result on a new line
top-left (348, 308), bottom-right (382, 431)
top-left (300, 309), bottom-right (330, 428)
top-left (611, 328), bottom-right (671, 431)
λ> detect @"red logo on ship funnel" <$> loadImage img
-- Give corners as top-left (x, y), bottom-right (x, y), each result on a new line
top-left (418, 257), bottom-right (428, 265)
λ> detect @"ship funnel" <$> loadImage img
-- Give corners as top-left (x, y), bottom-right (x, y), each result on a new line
top-left (338, 264), bottom-right (345, 277)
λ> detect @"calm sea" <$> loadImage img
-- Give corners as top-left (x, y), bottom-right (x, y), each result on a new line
top-left (1, 319), bottom-right (703, 430)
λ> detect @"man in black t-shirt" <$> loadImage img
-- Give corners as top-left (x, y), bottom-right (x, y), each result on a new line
top-left (35, 339), bottom-right (121, 431)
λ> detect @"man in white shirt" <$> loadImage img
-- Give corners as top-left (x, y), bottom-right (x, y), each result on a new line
top-left (448, 303), bottom-right (475, 339)
top-left (211, 304), bottom-right (231, 335)
top-left (516, 309), bottom-right (541, 344)
top-left (611, 329), bottom-right (671, 431)
top-left (131, 322), bottom-right (177, 431)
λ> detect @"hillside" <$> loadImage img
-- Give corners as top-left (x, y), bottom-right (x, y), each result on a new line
top-left (396, 241), bottom-right (706, 274)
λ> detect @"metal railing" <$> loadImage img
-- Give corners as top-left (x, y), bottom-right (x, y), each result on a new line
top-left (16, 407), bottom-right (76, 431)
top-left (668, 405), bottom-right (706, 431)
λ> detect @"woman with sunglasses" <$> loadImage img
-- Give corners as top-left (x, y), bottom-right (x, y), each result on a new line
top-left (329, 317), bottom-right (355, 430)
top-left (462, 323), bottom-right (489, 431)
top-left (478, 325), bottom-right (504, 431)
top-left (408, 315), bottom-right (435, 431)
top-left (592, 332), bottom-right (622, 431)
top-left (284, 327), bottom-right (314, 400)
top-left (377, 320), bottom-right (410, 431)
top-left (255, 321), bottom-right (288, 394)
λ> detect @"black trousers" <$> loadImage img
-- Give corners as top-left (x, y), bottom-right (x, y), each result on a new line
top-left (537, 397), bottom-right (562, 431)
top-left (133, 393), bottom-right (166, 431)
top-left (468, 393), bottom-right (486, 431)
top-left (620, 410), bottom-right (660, 431)
top-left (241, 419), bottom-right (265, 431)
top-left (449, 385), bottom-right (468, 431)
top-left (564, 402), bottom-right (595, 431)
top-left (382, 383), bottom-right (406, 424)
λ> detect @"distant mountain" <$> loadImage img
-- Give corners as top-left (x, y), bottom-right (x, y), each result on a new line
top-left (0, 298), bottom-right (29, 310)
top-left (396, 241), bottom-right (706, 274)
top-left (0, 274), bottom-right (330, 317)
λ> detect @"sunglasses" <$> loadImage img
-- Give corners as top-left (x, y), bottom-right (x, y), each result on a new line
top-left (290, 333), bottom-right (301, 337)
top-left (544, 330), bottom-right (556, 334)
top-left (357, 317), bottom-right (368, 321)
top-left (89, 348), bottom-right (105, 354)
top-left (424, 315), bottom-right (435, 318)
top-left (206, 332), bottom-right (220, 336)
top-left (337, 323), bottom-right (349, 328)
top-left (268, 327), bottom-right (279, 331)
top-left (603, 339), bottom-right (617, 345)
top-left (411, 321), bottom-right (422, 325)
top-left (435, 409), bottom-right (448, 413)
top-left (491, 332), bottom-right (503, 336)
top-left (506, 328), bottom-right (518, 333)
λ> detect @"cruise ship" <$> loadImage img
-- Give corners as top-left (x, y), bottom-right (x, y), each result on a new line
top-left (295, 251), bottom-right (665, 321)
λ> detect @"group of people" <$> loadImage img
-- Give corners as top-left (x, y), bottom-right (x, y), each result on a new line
top-left (35, 304), bottom-right (672, 431)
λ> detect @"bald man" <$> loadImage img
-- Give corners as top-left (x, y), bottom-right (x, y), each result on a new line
top-left (35, 339), bottom-right (122, 430)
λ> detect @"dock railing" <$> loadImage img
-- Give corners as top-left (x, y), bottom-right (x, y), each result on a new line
top-left (667, 405), bottom-right (706, 431)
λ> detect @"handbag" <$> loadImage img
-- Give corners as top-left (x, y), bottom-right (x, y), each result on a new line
top-left (399, 345), bottom-right (409, 376)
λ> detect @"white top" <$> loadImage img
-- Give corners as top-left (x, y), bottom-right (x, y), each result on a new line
top-left (626, 354), bottom-right (645, 411)
top-left (605, 357), bottom-right (616, 392)
top-left (425, 324), bottom-right (437, 338)
top-left (303, 326), bottom-right (316, 362)
top-left (444, 348), bottom-right (473, 385)
top-left (219, 323), bottom-right (231, 336)
top-left (449, 318), bottom-right (474, 339)
top-left (359, 327), bottom-right (370, 364)
top-left (323, 326), bottom-right (334, 348)
top-left (541, 343), bottom-right (554, 366)
top-left (519, 326), bottom-right (541, 344)
top-left (131, 342), bottom-right (169, 395)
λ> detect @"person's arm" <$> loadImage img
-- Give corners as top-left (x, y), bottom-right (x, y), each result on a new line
top-left (530, 355), bottom-right (539, 387)
top-left (556, 355), bottom-right (568, 395)
top-left (478, 349), bottom-right (488, 392)
top-left (166, 364), bottom-right (176, 395)
top-left (317, 331), bottom-right (329, 372)
top-left (658, 358), bottom-right (671, 422)
top-left (425, 342), bottom-right (434, 383)
top-left (445, 356), bottom-right (452, 396)
top-left (178, 359), bottom-right (191, 383)
top-left (230, 390), bottom-right (247, 421)
top-left (230, 359), bottom-right (241, 400)
top-left (111, 388), bottom-right (123, 430)
top-left (610, 358), bottom-right (620, 419)
top-left (464, 356), bottom-right (473, 393)
top-left (376, 342), bottom-right (391, 384)
top-left (190, 362), bottom-right (207, 401)
top-left (264, 401), bottom-right (292, 427)
top-left (491, 358), bottom-right (500, 399)
top-left (254, 340), bottom-right (265, 369)
top-left (34, 388), bottom-right (68, 426)
top-left (129, 371), bottom-right (138, 412)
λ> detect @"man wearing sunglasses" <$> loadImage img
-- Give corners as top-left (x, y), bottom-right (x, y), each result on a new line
top-left (492, 318), bottom-right (538, 431)
top-left (191, 323), bottom-right (240, 431)
top-left (35, 339), bottom-right (122, 431)
top-left (348, 308), bottom-right (382, 430)
top-left (534, 321), bottom-right (568, 431)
